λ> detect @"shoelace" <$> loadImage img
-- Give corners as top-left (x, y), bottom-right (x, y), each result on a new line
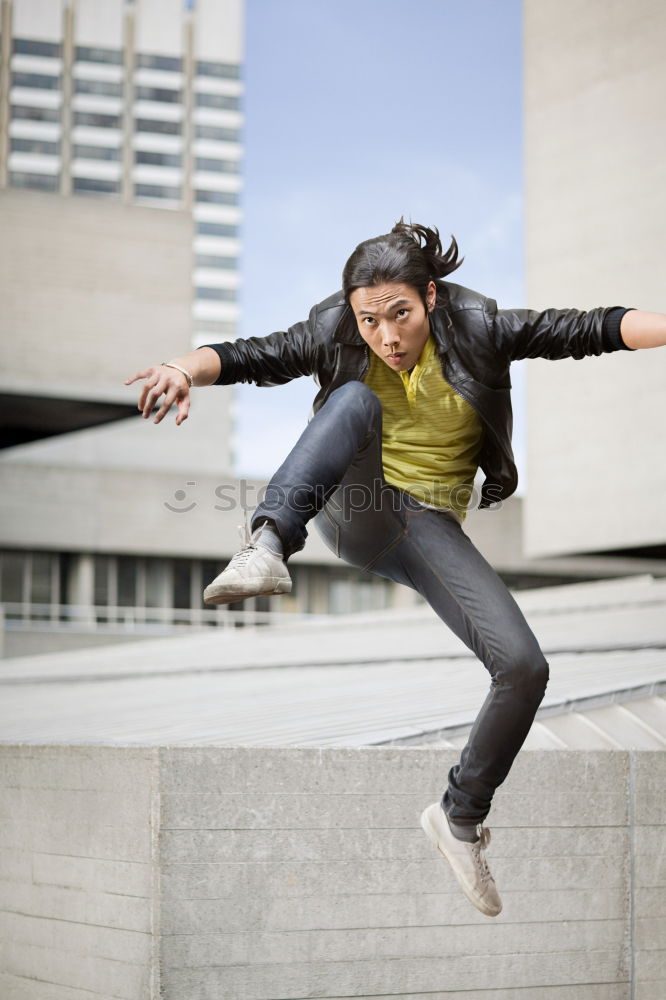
top-left (471, 825), bottom-right (494, 884)
top-left (228, 515), bottom-right (261, 568)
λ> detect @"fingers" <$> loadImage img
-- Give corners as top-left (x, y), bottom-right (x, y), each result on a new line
top-left (123, 368), bottom-right (153, 386)
top-left (153, 385), bottom-right (191, 425)
top-left (175, 394), bottom-right (191, 426)
top-left (151, 385), bottom-right (177, 424)
top-left (123, 366), bottom-right (190, 424)
top-left (122, 366), bottom-right (161, 415)
top-left (138, 371), bottom-right (167, 418)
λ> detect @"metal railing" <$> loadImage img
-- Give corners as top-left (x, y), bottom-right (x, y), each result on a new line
top-left (0, 601), bottom-right (324, 634)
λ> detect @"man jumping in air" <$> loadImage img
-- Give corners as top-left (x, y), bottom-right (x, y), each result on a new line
top-left (125, 220), bottom-right (665, 917)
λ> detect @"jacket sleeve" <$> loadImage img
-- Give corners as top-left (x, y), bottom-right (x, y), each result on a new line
top-left (199, 303), bottom-right (319, 387)
top-left (487, 299), bottom-right (636, 362)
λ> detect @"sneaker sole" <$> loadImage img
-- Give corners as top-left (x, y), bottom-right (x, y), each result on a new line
top-left (203, 578), bottom-right (292, 606)
top-left (420, 804), bottom-right (501, 918)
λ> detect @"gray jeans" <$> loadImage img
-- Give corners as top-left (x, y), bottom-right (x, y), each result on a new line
top-left (252, 381), bottom-right (549, 824)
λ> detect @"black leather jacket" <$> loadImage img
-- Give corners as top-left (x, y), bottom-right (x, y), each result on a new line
top-left (204, 281), bottom-right (633, 509)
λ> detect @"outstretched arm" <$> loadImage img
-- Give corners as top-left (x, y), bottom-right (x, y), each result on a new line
top-left (620, 310), bottom-right (666, 349)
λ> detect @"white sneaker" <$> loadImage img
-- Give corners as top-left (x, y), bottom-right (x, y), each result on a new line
top-left (203, 521), bottom-right (292, 606)
top-left (420, 802), bottom-right (502, 917)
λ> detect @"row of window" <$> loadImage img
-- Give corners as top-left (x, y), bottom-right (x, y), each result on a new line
top-left (195, 255), bottom-right (237, 269)
top-left (11, 106), bottom-right (241, 142)
top-left (9, 171), bottom-right (241, 207)
top-left (11, 73), bottom-right (241, 109)
top-left (196, 318), bottom-right (238, 336)
top-left (195, 286), bottom-right (237, 300)
top-left (197, 221), bottom-right (238, 237)
top-left (12, 38), bottom-right (242, 79)
top-left (0, 549), bottom-right (388, 618)
top-left (2, 170), bottom-right (238, 238)
top-left (10, 138), bottom-right (241, 173)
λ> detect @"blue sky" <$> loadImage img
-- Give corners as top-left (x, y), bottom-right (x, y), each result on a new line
top-left (233, 0), bottom-right (527, 490)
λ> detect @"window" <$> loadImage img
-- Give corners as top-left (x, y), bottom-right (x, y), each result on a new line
top-left (75, 45), bottom-right (123, 66)
top-left (74, 110), bottom-right (122, 128)
top-left (136, 53), bottom-right (182, 72)
top-left (12, 104), bottom-right (60, 123)
top-left (74, 78), bottom-right (123, 98)
top-left (59, 553), bottom-right (73, 608)
top-left (31, 553), bottom-right (54, 605)
top-left (135, 149), bottom-right (182, 168)
top-left (10, 171), bottom-right (59, 191)
top-left (135, 117), bottom-right (181, 135)
top-left (195, 124), bottom-right (240, 142)
top-left (196, 221), bottom-right (239, 238)
top-left (134, 182), bottom-right (181, 199)
top-left (13, 38), bottom-right (61, 58)
top-left (73, 144), bottom-right (121, 161)
top-left (195, 156), bottom-right (240, 174)
top-left (195, 189), bottom-right (239, 205)
top-left (196, 60), bottom-right (241, 80)
top-left (73, 176), bottom-right (120, 195)
top-left (11, 137), bottom-right (60, 156)
top-left (195, 287), bottom-right (237, 301)
top-left (195, 93), bottom-right (240, 111)
top-left (173, 559), bottom-right (191, 609)
top-left (136, 85), bottom-right (181, 104)
top-left (145, 559), bottom-right (168, 610)
top-left (94, 555), bottom-right (111, 606)
top-left (195, 318), bottom-right (237, 336)
top-left (11, 71), bottom-right (60, 90)
top-left (196, 254), bottom-right (238, 270)
top-left (117, 556), bottom-right (136, 606)
top-left (0, 551), bottom-right (25, 603)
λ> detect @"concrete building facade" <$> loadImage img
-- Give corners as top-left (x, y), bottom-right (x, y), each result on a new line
top-left (523, 0), bottom-right (666, 559)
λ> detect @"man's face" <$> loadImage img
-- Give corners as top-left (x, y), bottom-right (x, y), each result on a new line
top-left (349, 280), bottom-right (437, 372)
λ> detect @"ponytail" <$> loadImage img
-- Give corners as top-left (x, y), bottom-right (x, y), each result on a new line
top-left (342, 217), bottom-right (463, 306)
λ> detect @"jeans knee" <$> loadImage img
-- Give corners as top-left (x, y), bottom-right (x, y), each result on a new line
top-left (498, 648), bottom-right (549, 702)
top-left (329, 381), bottom-right (381, 420)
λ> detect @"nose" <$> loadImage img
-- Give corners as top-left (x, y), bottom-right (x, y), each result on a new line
top-left (381, 322), bottom-right (399, 348)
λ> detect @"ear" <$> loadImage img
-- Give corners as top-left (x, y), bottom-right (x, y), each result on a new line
top-left (425, 279), bottom-right (437, 313)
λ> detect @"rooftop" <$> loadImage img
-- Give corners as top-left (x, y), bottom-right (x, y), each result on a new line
top-left (1, 573), bottom-right (665, 749)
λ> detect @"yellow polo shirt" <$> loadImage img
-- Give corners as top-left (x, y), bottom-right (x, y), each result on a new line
top-left (362, 334), bottom-right (484, 521)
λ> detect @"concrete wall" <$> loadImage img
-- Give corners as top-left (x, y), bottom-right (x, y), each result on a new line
top-left (1, 746), bottom-right (664, 999)
top-left (0, 745), bottom-right (160, 1000)
top-left (523, 0), bottom-right (666, 557)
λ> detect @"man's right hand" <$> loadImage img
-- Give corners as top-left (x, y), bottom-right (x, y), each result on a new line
top-left (124, 364), bottom-right (191, 426)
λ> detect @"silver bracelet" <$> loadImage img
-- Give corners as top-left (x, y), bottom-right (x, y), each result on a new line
top-left (161, 361), bottom-right (194, 388)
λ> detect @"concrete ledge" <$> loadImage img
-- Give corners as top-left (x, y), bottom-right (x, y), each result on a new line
top-left (1, 747), bottom-right (664, 999)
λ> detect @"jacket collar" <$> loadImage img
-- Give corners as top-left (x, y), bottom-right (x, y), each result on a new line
top-left (332, 296), bottom-right (454, 353)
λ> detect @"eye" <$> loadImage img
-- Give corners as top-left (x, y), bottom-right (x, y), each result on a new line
top-left (361, 317), bottom-right (376, 326)
top-left (396, 308), bottom-right (409, 319)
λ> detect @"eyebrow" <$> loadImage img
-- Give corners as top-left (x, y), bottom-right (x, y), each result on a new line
top-left (356, 298), bottom-right (411, 317)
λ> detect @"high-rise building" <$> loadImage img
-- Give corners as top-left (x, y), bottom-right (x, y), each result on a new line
top-left (2, 0), bottom-right (243, 347)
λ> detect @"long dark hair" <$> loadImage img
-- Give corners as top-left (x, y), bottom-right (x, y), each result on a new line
top-left (342, 218), bottom-right (463, 307)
